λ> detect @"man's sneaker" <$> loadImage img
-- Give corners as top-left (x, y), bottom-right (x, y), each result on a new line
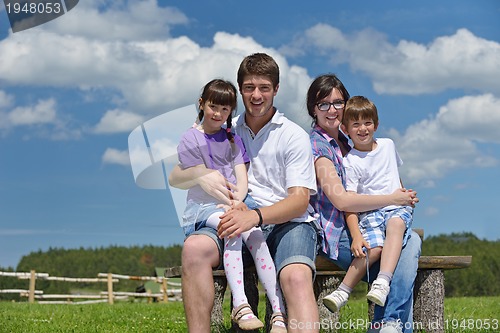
top-left (366, 278), bottom-right (390, 306)
top-left (322, 289), bottom-right (349, 313)
top-left (379, 321), bottom-right (403, 333)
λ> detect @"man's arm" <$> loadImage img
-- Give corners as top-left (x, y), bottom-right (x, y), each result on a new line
top-left (217, 186), bottom-right (310, 239)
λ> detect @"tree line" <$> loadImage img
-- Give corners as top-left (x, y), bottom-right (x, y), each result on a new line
top-left (1, 232), bottom-right (498, 301)
top-left (421, 232), bottom-right (499, 297)
top-left (0, 244), bottom-right (182, 301)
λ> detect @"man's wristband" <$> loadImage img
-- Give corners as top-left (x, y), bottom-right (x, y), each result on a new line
top-left (253, 208), bottom-right (263, 227)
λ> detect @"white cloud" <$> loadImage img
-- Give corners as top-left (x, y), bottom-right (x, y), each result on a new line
top-left (0, 31), bottom-right (274, 113)
top-left (393, 94), bottom-right (500, 184)
top-left (102, 148), bottom-right (130, 166)
top-left (149, 137), bottom-right (179, 165)
top-left (0, 90), bottom-right (14, 109)
top-left (94, 109), bottom-right (145, 134)
top-left (0, 98), bottom-right (81, 140)
top-left (0, 32), bottom-right (158, 89)
top-left (8, 98), bottom-right (57, 125)
top-left (284, 25), bottom-right (500, 95)
top-left (0, 25), bottom-right (315, 129)
top-left (0, 0), bottom-right (318, 134)
top-left (42, 0), bottom-right (188, 41)
top-left (423, 206), bottom-right (439, 217)
top-left (435, 94), bottom-right (500, 144)
top-left (375, 29), bottom-right (500, 95)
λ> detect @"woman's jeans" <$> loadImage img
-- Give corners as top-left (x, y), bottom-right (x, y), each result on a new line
top-left (332, 229), bottom-right (421, 333)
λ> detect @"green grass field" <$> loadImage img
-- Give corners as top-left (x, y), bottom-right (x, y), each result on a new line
top-left (0, 296), bottom-right (498, 332)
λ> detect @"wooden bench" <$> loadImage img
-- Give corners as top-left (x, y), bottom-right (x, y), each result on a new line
top-left (164, 230), bottom-right (472, 333)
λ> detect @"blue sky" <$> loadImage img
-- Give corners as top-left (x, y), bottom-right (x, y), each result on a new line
top-left (0, 0), bottom-right (499, 269)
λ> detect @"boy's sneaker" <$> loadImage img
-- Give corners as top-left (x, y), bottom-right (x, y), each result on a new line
top-left (322, 289), bottom-right (349, 313)
top-left (366, 278), bottom-right (390, 306)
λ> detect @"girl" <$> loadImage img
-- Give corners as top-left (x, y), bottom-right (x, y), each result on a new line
top-left (174, 79), bottom-right (286, 332)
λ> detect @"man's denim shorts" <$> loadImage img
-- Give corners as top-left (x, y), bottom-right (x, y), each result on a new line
top-left (185, 195), bottom-right (321, 275)
top-left (263, 221), bottom-right (321, 275)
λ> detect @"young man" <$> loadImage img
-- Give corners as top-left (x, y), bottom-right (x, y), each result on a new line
top-left (170, 53), bottom-right (320, 332)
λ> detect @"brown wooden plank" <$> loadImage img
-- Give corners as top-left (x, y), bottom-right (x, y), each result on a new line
top-left (164, 266), bottom-right (229, 278)
top-left (413, 228), bottom-right (424, 239)
top-left (164, 255), bottom-right (472, 278)
top-left (316, 255), bottom-right (343, 271)
top-left (417, 255), bottom-right (472, 270)
top-left (310, 255), bottom-right (472, 273)
top-left (163, 266), bottom-right (182, 278)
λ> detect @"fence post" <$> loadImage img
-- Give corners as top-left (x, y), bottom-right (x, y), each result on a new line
top-left (28, 270), bottom-right (36, 304)
top-left (162, 278), bottom-right (168, 303)
top-left (107, 273), bottom-right (114, 305)
top-left (146, 287), bottom-right (152, 303)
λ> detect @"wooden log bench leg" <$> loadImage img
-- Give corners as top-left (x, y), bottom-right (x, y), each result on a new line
top-left (314, 273), bottom-right (341, 329)
top-left (211, 272), bottom-right (228, 332)
top-left (413, 269), bottom-right (445, 333)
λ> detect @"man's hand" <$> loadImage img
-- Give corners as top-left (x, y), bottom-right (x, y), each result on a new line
top-left (217, 208), bottom-right (258, 239)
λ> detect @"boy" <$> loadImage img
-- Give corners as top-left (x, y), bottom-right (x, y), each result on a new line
top-left (323, 96), bottom-right (413, 313)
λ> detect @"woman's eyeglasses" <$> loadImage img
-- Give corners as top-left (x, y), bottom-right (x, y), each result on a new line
top-left (316, 100), bottom-right (345, 111)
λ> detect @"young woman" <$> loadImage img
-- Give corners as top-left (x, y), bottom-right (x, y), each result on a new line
top-left (307, 74), bottom-right (420, 333)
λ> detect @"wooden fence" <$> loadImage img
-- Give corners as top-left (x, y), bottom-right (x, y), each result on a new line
top-left (0, 270), bottom-right (182, 304)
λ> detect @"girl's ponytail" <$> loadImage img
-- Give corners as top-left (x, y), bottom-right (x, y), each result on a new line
top-left (226, 118), bottom-right (234, 143)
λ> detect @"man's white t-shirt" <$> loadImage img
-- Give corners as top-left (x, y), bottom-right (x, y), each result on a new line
top-left (234, 110), bottom-right (317, 222)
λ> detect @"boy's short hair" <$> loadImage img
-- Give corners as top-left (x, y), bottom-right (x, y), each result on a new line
top-left (237, 53), bottom-right (280, 90)
top-left (342, 96), bottom-right (379, 128)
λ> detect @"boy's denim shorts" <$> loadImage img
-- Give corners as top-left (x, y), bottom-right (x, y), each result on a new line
top-left (358, 206), bottom-right (413, 248)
